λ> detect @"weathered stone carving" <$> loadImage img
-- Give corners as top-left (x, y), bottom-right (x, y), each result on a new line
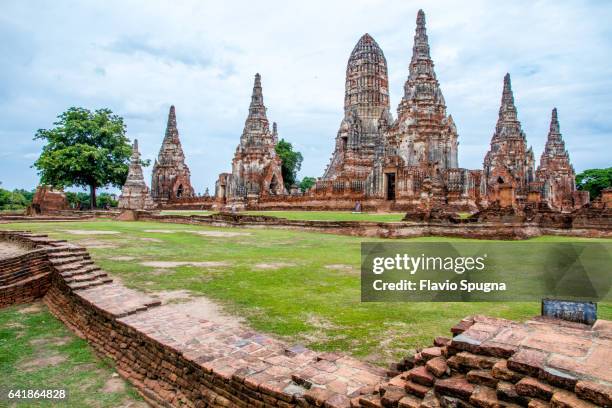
top-left (215, 74), bottom-right (285, 205)
top-left (151, 106), bottom-right (194, 204)
top-left (118, 140), bottom-right (156, 210)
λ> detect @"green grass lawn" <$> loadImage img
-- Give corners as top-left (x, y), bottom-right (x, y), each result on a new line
top-left (0, 302), bottom-right (144, 407)
top-left (1, 220), bottom-right (609, 366)
top-left (161, 209), bottom-right (406, 222)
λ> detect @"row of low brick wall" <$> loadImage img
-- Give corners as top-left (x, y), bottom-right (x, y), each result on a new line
top-left (1, 231), bottom-right (611, 407)
top-left (0, 232), bottom-right (51, 307)
top-left (1, 231), bottom-right (389, 407)
top-left (133, 212), bottom-right (612, 240)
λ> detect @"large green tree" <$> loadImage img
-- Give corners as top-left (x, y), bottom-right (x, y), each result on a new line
top-left (576, 167), bottom-right (612, 200)
top-left (275, 139), bottom-right (303, 190)
top-left (33, 107), bottom-right (132, 208)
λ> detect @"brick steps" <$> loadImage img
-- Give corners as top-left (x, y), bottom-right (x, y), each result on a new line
top-left (59, 264), bottom-right (100, 276)
top-left (63, 270), bottom-right (109, 283)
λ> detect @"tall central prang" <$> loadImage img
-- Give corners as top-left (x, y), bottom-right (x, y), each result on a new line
top-left (323, 33), bottom-right (390, 180)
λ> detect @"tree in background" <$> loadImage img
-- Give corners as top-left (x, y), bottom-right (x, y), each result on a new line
top-left (0, 189), bottom-right (33, 210)
top-left (275, 139), bottom-right (303, 190)
top-left (299, 176), bottom-right (316, 192)
top-left (33, 107), bottom-right (132, 208)
top-left (65, 191), bottom-right (118, 209)
top-left (576, 168), bottom-right (612, 200)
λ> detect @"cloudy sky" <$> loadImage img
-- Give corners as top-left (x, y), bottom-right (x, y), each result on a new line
top-left (1, 0), bottom-right (611, 192)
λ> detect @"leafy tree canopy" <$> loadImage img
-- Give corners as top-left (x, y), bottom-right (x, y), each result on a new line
top-left (33, 107), bottom-right (132, 208)
top-left (576, 167), bottom-right (612, 200)
top-left (275, 139), bottom-right (303, 190)
top-left (299, 176), bottom-right (316, 192)
top-left (0, 186), bottom-right (34, 211)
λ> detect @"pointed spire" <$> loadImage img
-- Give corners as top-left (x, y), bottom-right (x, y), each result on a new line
top-left (501, 73), bottom-right (515, 111)
top-left (543, 108), bottom-right (566, 154)
top-left (156, 105), bottom-right (187, 166)
top-left (494, 73), bottom-right (521, 137)
top-left (272, 122), bottom-right (278, 143)
top-left (549, 107), bottom-right (560, 135)
top-left (412, 9), bottom-right (431, 62)
top-left (248, 73), bottom-right (267, 120)
top-left (164, 105), bottom-right (179, 143)
top-left (130, 139), bottom-right (141, 165)
top-left (124, 139), bottom-right (146, 187)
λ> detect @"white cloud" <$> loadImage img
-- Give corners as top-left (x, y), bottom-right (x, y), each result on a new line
top-left (0, 0), bottom-right (610, 191)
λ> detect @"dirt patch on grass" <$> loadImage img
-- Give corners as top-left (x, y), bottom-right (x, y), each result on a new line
top-left (4, 322), bottom-right (25, 330)
top-left (154, 297), bottom-right (243, 328)
top-left (62, 229), bottom-right (120, 235)
top-left (75, 238), bottom-right (118, 249)
top-left (29, 336), bottom-right (72, 347)
top-left (190, 230), bottom-right (251, 237)
top-left (108, 256), bottom-right (136, 261)
top-left (253, 262), bottom-right (296, 270)
top-left (140, 237), bottom-right (163, 243)
top-left (17, 303), bottom-right (44, 314)
top-left (0, 241), bottom-right (29, 260)
top-left (324, 264), bottom-right (357, 274)
top-left (116, 399), bottom-right (149, 408)
top-left (305, 313), bottom-right (339, 330)
top-left (141, 261), bottom-right (230, 268)
top-left (19, 353), bottom-right (67, 371)
top-left (102, 377), bottom-right (126, 393)
top-left (150, 290), bottom-right (193, 304)
top-left (143, 229), bottom-right (178, 233)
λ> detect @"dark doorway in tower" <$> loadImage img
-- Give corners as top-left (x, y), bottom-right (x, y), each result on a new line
top-left (341, 136), bottom-right (348, 150)
top-left (269, 175), bottom-right (278, 194)
top-left (385, 173), bottom-right (396, 201)
top-left (176, 184), bottom-right (184, 198)
top-left (497, 177), bottom-right (504, 184)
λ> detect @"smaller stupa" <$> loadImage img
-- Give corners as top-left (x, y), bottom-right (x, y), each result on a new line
top-left (118, 139), bottom-right (156, 210)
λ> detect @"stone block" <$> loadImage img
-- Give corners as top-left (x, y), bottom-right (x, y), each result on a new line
top-left (434, 377), bottom-right (474, 401)
top-left (466, 370), bottom-right (498, 388)
top-left (426, 357), bottom-right (449, 378)
top-left (575, 380), bottom-right (612, 407)
top-left (515, 377), bottom-right (553, 400)
top-left (408, 366), bottom-right (434, 386)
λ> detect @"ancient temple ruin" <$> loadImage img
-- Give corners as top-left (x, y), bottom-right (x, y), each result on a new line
top-left (482, 74), bottom-right (536, 208)
top-left (215, 74), bottom-right (285, 206)
top-left (370, 9), bottom-right (474, 211)
top-left (139, 9), bottom-right (588, 215)
top-left (535, 108), bottom-right (587, 211)
top-left (118, 140), bottom-right (156, 210)
top-left (151, 106), bottom-right (194, 204)
top-left (316, 9), bottom-right (479, 212)
top-left (323, 33), bottom-right (390, 181)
